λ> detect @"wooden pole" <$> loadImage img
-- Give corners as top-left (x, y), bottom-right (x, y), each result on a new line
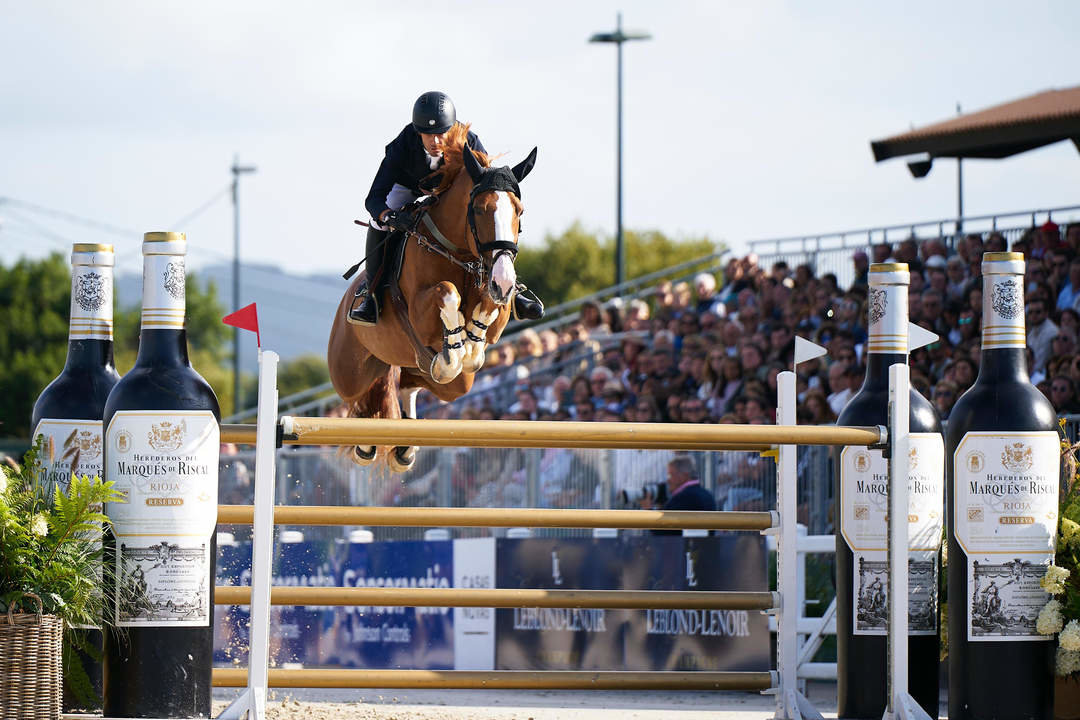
top-left (213, 586), bottom-right (778, 610)
top-left (212, 668), bottom-right (776, 691)
top-left (216, 505), bottom-right (775, 531)
top-left (271, 416), bottom-right (884, 449)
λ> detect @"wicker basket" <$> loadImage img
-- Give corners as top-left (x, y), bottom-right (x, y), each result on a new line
top-left (0, 593), bottom-right (63, 720)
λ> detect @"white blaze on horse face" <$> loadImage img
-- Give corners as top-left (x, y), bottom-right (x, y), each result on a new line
top-left (491, 192), bottom-right (517, 298)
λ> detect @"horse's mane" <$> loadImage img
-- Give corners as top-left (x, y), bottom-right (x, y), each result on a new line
top-left (429, 122), bottom-right (491, 195)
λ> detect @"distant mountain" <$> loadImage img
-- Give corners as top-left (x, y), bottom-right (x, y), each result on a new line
top-left (115, 261), bottom-right (347, 375)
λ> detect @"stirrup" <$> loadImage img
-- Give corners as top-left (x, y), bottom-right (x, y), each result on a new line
top-left (347, 293), bottom-right (379, 327)
top-left (512, 284), bottom-right (544, 321)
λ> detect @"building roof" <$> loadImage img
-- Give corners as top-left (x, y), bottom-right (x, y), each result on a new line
top-left (871, 85), bottom-right (1080, 162)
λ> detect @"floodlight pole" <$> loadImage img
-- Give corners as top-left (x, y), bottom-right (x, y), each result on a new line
top-left (232, 155), bottom-right (257, 415)
top-left (590, 13), bottom-right (651, 288)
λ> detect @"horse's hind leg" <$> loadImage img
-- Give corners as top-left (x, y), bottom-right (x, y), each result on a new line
top-left (346, 362), bottom-right (399, 466)
top-left (388, 385), bottom-right (421, 473)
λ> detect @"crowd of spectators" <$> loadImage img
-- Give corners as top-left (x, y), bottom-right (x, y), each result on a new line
top-left (423, 220), bottom-right (1080, 426)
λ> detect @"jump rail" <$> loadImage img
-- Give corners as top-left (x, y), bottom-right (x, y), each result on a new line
top-left (222, 417), bottom-right (885, 450)
top-left (213, 669), bottom-right (776, 691)
top-left (214, 586), bottom-right (778, 611)
top-left (221, 422), bottom-right (769, 451)
top-left (216, 504), bottom-right (776, 531)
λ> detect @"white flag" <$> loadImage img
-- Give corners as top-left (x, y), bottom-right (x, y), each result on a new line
top-left (794, 336), bottom-right (827, 368)
top-left (908, 322), bottom-right (938, 352)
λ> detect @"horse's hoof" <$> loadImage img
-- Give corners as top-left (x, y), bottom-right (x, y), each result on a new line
top-left (353, 445), bottom-right (377, 465)
top-left (388, 446), bottom-right (417, 473)
top-left (430, 355), bottom-right (462, 384)
top-left (461, 346), bottom-right (485, 374)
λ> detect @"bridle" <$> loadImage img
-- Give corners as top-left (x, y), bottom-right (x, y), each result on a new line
top-left (465, 167), bottom-right (522, 288)
top-left (413, 165), bottom-right (523, 291)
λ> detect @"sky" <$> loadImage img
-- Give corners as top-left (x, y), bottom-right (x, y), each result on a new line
top-left (2, 1), bottom-right (1080, 280)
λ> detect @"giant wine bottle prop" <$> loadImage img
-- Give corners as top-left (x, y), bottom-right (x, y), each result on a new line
top-left (32, 242), bottom-right (120, 710)
top-left (103, 232), bottom-right (220, 718)
top-left (835, 263), bottom-right (943, 719)
top-left (947, 252), bottom-right (1058, 720)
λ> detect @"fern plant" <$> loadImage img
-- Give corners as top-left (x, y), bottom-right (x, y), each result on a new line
top-left (0, 436), bottom-right (124, 706)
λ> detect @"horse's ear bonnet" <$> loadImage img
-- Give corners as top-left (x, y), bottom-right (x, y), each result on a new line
top-left (463, 144), bottom-right (485, 184)
top-left (511, 147), bottom-right (538, 183)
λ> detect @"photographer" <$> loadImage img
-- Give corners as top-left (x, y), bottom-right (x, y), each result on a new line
top-left (643, 455), bottom-right (717, 536)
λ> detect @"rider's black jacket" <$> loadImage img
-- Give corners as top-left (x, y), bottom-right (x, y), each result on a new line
top-left (365, 124), bottom-right (487, 220)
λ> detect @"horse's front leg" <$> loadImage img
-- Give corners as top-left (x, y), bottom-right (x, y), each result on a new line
top-left (461, 295), bottom-right (500, 374)
top-left (412, 280), bottom-right (467, 384)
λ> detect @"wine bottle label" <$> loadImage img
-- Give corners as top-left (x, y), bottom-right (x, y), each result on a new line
top-left (866, 279), bottom-right (908, 354)
top-left (981, 275), bottom-right (1026, 349)
top-left (140, 253), bottom-right (186, 330)
top-left (33, 419), bottom-right (104, 493)
top-left (69, 264), bottom-right (114, 341)
top-left (840, 434), bottom-right (944, 635)
top-left (105, 410), bottom-right (219, 627)
top-left (954, 432), bottom-right (1058, 641)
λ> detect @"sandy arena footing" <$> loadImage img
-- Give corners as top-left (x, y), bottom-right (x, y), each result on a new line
top-left (207, 681), bottom-right (948, 719)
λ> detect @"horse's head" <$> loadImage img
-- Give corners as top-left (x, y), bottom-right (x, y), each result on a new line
top-left (462, 144), bottom-right (537, 306)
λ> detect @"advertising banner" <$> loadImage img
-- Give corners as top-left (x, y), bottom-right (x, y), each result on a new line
top-left (495, 535), bottom-right (770, 672)
top-left (328, 539), bottom-right (455, 669)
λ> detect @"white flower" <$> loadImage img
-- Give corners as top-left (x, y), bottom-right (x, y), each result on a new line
top-left (30, 514), bottom-right (48, 537)
top-left (1041, 565), bottom-right (1071, 595)
top-left (1058, 646), bottom-right (1080, 677)
top-left (1063, 517), bottom-right (1080, 550)
top-left (0, 472), bottom-right (7, 496)
top-left (1062, 621), bottom-right (1080, 652)
top-left (1037, 599), bottom-right (1065, 635)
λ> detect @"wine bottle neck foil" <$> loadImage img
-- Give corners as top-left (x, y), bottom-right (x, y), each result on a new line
top-left (866, 263), bottom-right (910, 356)
top-left (977, 252), bottom-right (1029, 382)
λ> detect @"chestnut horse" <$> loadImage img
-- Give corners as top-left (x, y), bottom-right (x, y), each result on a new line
top-left (328, 126), bottom-right (537, 471)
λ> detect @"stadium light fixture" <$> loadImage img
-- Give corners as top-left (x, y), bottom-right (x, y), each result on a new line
top-left (590, 13), bottom-right (652, 289)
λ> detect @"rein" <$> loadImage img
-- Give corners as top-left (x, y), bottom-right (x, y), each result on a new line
top-left (409, 223), bottom-right (485, 289)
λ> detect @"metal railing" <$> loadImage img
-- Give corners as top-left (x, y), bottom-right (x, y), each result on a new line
top-left (749, 203), bottom-right (1080, 290)
top-left (503, 249), bottom-right (730, 336)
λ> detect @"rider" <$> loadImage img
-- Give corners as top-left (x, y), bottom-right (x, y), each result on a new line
top-left (349, 90), bottom-right (545, 326)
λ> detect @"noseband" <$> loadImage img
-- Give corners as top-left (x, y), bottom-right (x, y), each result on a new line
top-left (466, 167), bottom-right (522, 282)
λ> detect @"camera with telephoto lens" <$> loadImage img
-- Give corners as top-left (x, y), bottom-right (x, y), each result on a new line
top-left (619, 482), bottom-right (668, 506)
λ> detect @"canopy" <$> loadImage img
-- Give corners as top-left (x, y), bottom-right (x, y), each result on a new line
top-left (870, 85), bottom-right (1080, 162)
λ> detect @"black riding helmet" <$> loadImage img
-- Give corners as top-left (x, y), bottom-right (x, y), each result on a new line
top-left (412, 91), bottom-right (457, 134)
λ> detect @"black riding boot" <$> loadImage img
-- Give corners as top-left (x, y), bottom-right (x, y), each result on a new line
top-left (348, 226), bottom-right (389, 326)
top-left (512, 284), bottom-right (545, 321)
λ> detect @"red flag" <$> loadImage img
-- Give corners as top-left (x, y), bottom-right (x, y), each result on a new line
top-left (222, 302), bottom-right (260, 348)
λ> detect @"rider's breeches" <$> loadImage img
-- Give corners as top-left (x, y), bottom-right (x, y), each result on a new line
top-left (369, 183), bottom-right (420, 231)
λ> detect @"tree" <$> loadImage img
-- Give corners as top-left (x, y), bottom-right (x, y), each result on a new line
top-left (277, 354), bottom-right (330, 399)
top-left (0, 254), bottom-right (71, 438)
top-left (515, 223), bottom-right (722, 308)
